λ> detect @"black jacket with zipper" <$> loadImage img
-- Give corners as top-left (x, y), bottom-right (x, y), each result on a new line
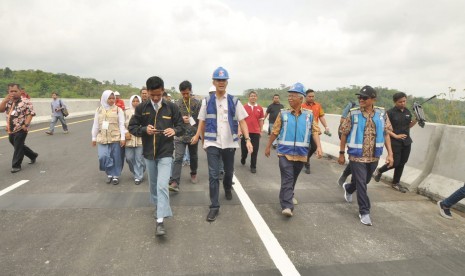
top-left (128, 99), bottom-right (184, 160)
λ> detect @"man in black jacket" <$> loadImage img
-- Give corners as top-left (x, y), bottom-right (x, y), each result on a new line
top-left (128, 76), bottom-right (184, 237)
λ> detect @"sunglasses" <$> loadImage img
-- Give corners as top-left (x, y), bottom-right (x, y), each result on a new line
top-left (358, 96), bottom-right (371, 101)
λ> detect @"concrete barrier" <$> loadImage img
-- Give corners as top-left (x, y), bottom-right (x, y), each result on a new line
top-left (417, 125), bottom-right (465, 211)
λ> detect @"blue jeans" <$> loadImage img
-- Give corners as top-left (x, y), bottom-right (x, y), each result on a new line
top-left (206, 147), bottom-right (235, 209)
top-left (49, 115), bottom-right (68, 132)
top-left (145, 157), bottom-right (173, 219)
top-left (98, 143), bottom-right (123, 177)
top-left (278, 156), bottom-right (304, 210)
top-left (443, 184), bottom-right (465, 208)
top-left (125, 146), bottom-right (145, 180)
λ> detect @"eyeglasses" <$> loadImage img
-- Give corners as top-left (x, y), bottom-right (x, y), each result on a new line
top-left (358, 96), bottom-right (370, 101)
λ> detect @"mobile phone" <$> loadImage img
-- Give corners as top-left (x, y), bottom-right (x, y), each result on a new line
top-left (154, 129), bottom-right (164, 133)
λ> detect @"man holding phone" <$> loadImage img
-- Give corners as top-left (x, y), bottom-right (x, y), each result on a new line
top-left (128, 76), bottom-right (184, 237)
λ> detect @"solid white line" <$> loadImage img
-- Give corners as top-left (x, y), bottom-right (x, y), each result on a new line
top-left (0, 180), bottom-right (30, 197)
top-left (232, 175), bottom-right (300, 276)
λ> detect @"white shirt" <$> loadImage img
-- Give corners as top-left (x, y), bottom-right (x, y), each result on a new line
top-left (198, 93), bottom-right (248, 149)
top-left (151, 99), bottom-right (162, 111)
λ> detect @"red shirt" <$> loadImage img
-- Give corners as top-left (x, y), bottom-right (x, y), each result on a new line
top-left (116, 99), bottom-right (126, 110)
top-left (243, 103), bottom-right (264, 134)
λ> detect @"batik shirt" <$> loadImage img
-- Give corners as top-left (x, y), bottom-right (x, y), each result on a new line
top-left (5, 98), bottom-right (35, 134)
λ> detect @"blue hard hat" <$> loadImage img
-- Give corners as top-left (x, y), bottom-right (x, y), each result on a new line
top-left (288, 82), bottom-right (306, 96)
top-left (212, 67), bottom-right (229, 80)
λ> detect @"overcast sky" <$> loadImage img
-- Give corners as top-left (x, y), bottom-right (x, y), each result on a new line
top-left (1, 0), bottom-right (464, 97)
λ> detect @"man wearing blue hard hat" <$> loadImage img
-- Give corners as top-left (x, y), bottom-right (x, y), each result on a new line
top-left (265, 82), bottom-right (323, 218)
top-left (192, 66), bottom-right (253, 222)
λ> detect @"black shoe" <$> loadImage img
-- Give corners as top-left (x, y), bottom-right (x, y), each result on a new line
top-left (251, 168), bottom-right (256, 173)
top-left (112, 177), bottom-right (119, 185)
top-left (240, 158), bottom-right (245, 165)
top-left (305, 165), bottom-right (310, 174)
top-left (28, 154), bottom-right (38, 164)
top-left (155, 222), bottom-right (166, 236)
top-left (11, 167), bottom-right (21, 173)
top-left (134, 179), bottom-right (141, 185)
top-left (225, 190), bottom-right (232, 200)
top-left (207, 209), bottom-right (219, 221)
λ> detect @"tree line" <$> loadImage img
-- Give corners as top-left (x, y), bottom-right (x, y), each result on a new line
top-left (1, 67), bottom-right (463, 125)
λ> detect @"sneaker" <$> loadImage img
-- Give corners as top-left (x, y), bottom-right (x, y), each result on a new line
top-left (11, 167), bottom-right (21, 173)
top-left (359, 214), bottom-right (373, 226)
top-left (169, 182), bottom-right (179, 192)
top-left (225, 190), bottom-right (232, 200)
top-left (207, 209), bottom-right (219, 221)
top-left (45, 131), bottom-right (53, 135)
top-left (437, 201), bottom-right (453, 219)
top-left (63, 130), bottom-right (69, 134)
top-left (342, 182), bottom-right (352, 203)
top-left (282, 208), bottom-right (293, 217)
top-left (392, 183), bottom-right (407, 193)
top-left (373, 169), bottom-right (382, 182)
top-left (272, 144), bottom-right (277, 149)
top-left (337, 173), bottom-right (347, 187)
top-left (292, 197), bottom-right (298, 205)
top-left (219, 171), bottom-right (224, 180)
top-left (106, 176), bottom-right (112, 184)
top-left (134, 179), bottom-right (141, 185)
top-left (155, 222), bottom-right (166, 236)
top-left (112, 177), bottom-right (119, 185)
top-left (190, 174), bottom-right (198, 184)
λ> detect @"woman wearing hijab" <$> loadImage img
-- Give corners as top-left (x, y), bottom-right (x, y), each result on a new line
top-left (124, 95), bottom-right (145, 185)
top-left (91, 90), bottom-right (126, 185)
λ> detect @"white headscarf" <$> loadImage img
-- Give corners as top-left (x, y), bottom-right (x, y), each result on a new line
top-left (100, 90), bottom-right (114, 110)
top-left (129, 95), bottom-right (142, 110)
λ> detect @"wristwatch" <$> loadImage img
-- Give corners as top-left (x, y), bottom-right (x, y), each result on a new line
top-left (339, 151), bottom-right (345, 154)
top-left (244, 137), bottom-right (251, 141)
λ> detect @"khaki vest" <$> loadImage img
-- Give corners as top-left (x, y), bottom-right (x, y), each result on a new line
top-left (124, 109), bottom-right (142, 147)
top-left (97, 105), bottom-right (122, 144)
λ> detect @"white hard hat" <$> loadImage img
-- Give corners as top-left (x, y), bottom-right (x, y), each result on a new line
top-left (114, 91), bottom-right (120, 96)
top-left (209, 86), bottom-right (216, 92)
top-left (167, 93), bottom-right (172, 97)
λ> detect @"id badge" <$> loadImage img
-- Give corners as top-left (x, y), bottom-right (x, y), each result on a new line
top-left (189, 116), bottom-right (196, 126)
top-left (102, 121), bottom-right (110, 130)
top-left (222, 110), bottom-right (228, 122)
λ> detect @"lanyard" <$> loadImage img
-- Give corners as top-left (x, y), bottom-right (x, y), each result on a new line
top-left (183, 97), bottom-right (191, 115)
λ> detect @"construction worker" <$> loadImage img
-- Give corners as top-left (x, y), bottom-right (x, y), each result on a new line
top-left (265, 82), bottom-right (323, 217)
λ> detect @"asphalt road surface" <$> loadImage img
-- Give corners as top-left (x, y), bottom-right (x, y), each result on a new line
top-left (1, 117), bottom-right (464, 276)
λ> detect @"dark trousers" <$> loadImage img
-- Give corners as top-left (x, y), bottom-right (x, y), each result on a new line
top-left (305, 136), bottom-right (317, 167)
top-left (346, 161), bottom-right (378, 215)
top-left (342, 162), bottom-right (352, 178)
top-left (443, 184), bottom-right (465, 208)
top-left (8, 130), bottom-right (37, 169)
top-left (278, 156), bottom-right (304, 210)
top-left (206, 147), bottom-right (235, 209)
top-left (171, 140), bottom-right (198, 186)
top-left (241, 133), bottom-right (260, 169)
top-left (378, 143), bottom-right (411, 184)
